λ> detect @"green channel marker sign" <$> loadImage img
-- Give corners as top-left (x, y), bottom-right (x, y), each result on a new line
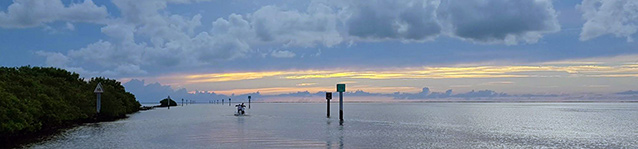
top-left (337, 84), bottom-right (346, 92)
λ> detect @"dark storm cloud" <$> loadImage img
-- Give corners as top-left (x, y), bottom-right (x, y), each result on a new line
top-left (345, 0), bottom-right (441, 41)
top-left (437, 0), bottom-right (560, 44)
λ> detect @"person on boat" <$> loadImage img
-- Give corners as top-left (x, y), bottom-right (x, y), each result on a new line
top-left (236, 103), bottom-right (246, 115)
top-left (240, 103), bottom-right (246, 114)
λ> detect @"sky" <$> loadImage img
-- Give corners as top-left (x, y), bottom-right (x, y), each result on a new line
top-left (1, 0), bottom-right (638, 101)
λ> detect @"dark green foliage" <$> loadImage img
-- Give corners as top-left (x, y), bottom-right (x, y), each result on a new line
top-left (0, 66), bottom-right (140, 137)
top-left (88, 78), bottom-right (140, 117)
top-left (159, 98), bottom-right (178, 107)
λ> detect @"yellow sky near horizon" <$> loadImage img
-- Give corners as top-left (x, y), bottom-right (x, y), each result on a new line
top-left (121, 56), bottom-right (638, 96)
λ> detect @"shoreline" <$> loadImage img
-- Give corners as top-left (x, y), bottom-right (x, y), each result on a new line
top-left (3, 104), bottom-right (171, 148)
top-left (0, 114), bottom-right (133, 149)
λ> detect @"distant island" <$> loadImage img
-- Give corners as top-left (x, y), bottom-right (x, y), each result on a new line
top-left (0, 66), bottom-right (141, 148)
top-left (157, 98), bottom-right (178, 107)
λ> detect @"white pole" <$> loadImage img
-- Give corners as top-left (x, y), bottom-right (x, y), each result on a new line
top-left (97, 93), bottom-right (101, 113)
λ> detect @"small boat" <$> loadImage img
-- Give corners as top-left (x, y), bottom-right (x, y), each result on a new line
top-left (234, 103), bottom-right (246, 116)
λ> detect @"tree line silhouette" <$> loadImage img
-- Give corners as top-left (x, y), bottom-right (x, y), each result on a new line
top-left (0, 66), bottom-right (140, 144)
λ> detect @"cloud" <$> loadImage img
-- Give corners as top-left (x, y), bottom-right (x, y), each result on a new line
top-left (437, 0), bottom-right (560, 44)
top-left (211, 14), bottom-right (254, 45)
top-left (47, 0), bottom-right (250, 76)
top-left (616, 90), bottom-right (638, 95)
top-left (0, 0), bottom-right (108, 28)
top-left (123, 79), bottom-right (229, 102)
top-left (208, 0), bottom-right (561, 46)
top-left (113, 64), bottom-right (148, 75)
top-left (335, 0), bottom-right (560, 44)
top-left (65, 22), bottom-right (75, 31)
top-left (68, 40), bottom-right (135, 67)
top-left (385, 87), bottom-right (512, 99)
top-left (578, 0), bottom-right (638, 42)
top-left (35, 51), bottom-right (69, 67)
top-left (209, 3), bottom-right (344, 48)
top-left (250, 4), bottom-right (343, 47)
top-left (155, 63), bottom-right (638, 86)
top-left (342, 0), bottom-right (442, 41)
top-left (183, 71), bottom-right (289, 83)
top-left (453, 90), bottom-right (508, 98)
top-left (485, 81), bottom-right (514, 85)
top-left (36, 0), bottom-right (344, 76)
top-left (270, 50), bottom-right (296, 58)
top-left (23, 0), bottom-right (566, 77)
top-left (120, 79), bottom-right (632, 102)
top-left (296, 83), bottom-right (317, 86)
top-left (34, 51), bottom-right (109, 76)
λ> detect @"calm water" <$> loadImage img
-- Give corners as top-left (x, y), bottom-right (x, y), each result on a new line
top-left (26, 103), bottom-right (638, 148)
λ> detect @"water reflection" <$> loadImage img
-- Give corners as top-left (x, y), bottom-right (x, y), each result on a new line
top-left (338, 125), bottom-right (344, 149)
top-left (236, 116), bottom-right (245, 124)
top-left (26, 103), bottom-right (638, 148)
top-left (325, 119), bottom-right (332, 149)
top-left (325, 118), bottom-right (344, 149)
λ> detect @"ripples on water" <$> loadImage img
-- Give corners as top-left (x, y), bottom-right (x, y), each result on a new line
top-left (26, 103), bottom-right (638, 148)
